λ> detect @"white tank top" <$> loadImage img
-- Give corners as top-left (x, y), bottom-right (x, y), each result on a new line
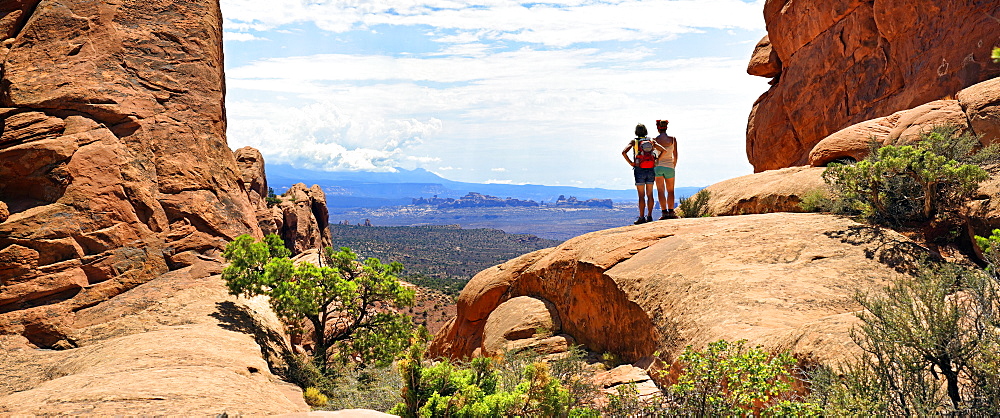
top-left (655, 134), bottom-right (676, 169)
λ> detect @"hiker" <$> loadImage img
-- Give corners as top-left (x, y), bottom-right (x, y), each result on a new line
top-left (622, 123), bottom-right (665, 224)
top-left (653, 119), bottom-right (679, 220)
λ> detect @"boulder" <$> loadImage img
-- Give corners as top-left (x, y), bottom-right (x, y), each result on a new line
top-left (276, 183), bottom-right (333, 254)
top-left (808, 99), bottom-right (972, 166)
top-left (807, 77), bottom-right (1000, 167)
top-left (746, 35), bottom-right (781, 78)
top-left (703, 166), bottom-right (828, 216)
top-left (747, 0), bottom-right (1000, 171)
top-left (957, 77), bottom-right (1000, 145)
top-left (482, 296), bottom-right (562, 356)
top-left (430, 213), bottom-right (927, 369)
top-left (0, 201), bottom-right (7, 222)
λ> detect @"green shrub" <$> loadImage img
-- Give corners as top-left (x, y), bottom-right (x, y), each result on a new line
top-left (678, 189), bottom-right (712, 218)
top-left (303, 387), bottom-right (329, 407)
top-left (993, 47), bottom-right (1000, 63)
top-left (222, 235), bottom-right (415, 369)
top-left (665, 340), bottom-right (819, 417)
top-left (822, 126), bottom-right (990, 226)
top-left (811, 261), bottom-right (1000, 415)
top-left (392, 345), bottom-right (598, 417)
top-left (798, 188), bottom-right (833, 213)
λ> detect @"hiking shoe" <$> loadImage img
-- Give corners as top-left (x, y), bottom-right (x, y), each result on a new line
top-left (658, 210), bottom-right (669, 220)
top-left (633, 216), bottom-right (647, 225)
top-left (646, 215), bottom-right (654, 223)
top-left (666, 209), bottom-right (679, 219)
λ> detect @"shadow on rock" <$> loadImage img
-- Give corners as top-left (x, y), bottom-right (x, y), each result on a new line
top-left (211, 301), bottom-right (296, 378)
top-left (825, 225), bottom-right (940, 274)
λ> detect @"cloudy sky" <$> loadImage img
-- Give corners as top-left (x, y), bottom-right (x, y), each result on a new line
top-left (221, 0), bottom-right (769, 189)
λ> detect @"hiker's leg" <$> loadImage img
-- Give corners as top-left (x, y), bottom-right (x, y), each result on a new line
top-left (666, 176), bottom-right (676, 210)
top-left (655, 176), bottom-right (667, 211)
top-left (635, 185), bottom-right (646, 216)
top-left (644, 184), bottom-right (655, 217)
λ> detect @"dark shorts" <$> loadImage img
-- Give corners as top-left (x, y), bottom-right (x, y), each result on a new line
top-left (633, 167), bottom-right (655, 185)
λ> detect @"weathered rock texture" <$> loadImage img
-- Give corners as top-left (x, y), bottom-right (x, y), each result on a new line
top-left (703, 166), bottom-right (828, 216)
top-left (273, 183), bottom-right (333, 254)
top-left (747, 0), bottom-right (1000, 171)
top-left (0, 262), bottom-right (308, 415)
top-left (0, 0), bottom-right (262, 346)
top-left (0, 0), bottom-right (331, 414)
top-left (235, 146), bottom-right (280, 236)
top-left (809, 78), bottom-right (1000, 167)
top-left (430, 213), bottom-right (925, 368)
top-left (232, 147), bottom-right (333, 252)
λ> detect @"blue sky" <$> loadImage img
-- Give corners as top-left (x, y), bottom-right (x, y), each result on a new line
top-left (221, 0), bottom-right (769, 189)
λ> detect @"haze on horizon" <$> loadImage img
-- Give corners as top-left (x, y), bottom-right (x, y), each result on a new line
top-left (221, 0), bottom-right (770, 190)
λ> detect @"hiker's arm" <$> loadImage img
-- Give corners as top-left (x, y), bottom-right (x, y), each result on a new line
top-left (673, 137), bottom-right (679, 165)
top-left (621, 144), bottom-right (634, 166)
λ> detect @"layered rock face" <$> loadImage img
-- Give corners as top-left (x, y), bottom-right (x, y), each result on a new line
top-left (0, 0), bottom-right (263, 347)
top-left (747, 0), bottom-right (1000, 171)
top-left (430, 213), bottom-right (921, 369)
top-left (273, 183), bottom-right (333, 254)
top-left (809, 77), bottom-right (1000, 166)
top-left (233, 146), bottom-right (333, 253)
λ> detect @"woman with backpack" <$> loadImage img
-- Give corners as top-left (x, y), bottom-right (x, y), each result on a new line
top-left (653, 119), bottom-right (679, 220)
top-left (621, 123), bottom-right (666, 224)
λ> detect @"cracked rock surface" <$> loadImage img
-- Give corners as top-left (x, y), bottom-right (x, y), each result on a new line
top-left (430, 213), bottom-right (927, 374)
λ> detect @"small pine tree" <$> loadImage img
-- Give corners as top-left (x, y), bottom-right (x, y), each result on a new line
top-left (222, 235), bottom-right (415, 369)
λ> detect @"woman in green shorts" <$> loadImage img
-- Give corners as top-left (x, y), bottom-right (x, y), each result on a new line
top-left (653, 119), bottom-right (679, 220)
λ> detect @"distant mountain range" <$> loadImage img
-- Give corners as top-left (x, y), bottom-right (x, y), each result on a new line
top-left (266, 163), bottom-right (704, 207)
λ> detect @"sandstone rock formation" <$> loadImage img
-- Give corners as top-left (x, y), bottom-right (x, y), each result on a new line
top-left (809, 78), bottom-right (1000, 167)
top-left (703, 166), bottom-right (828, 216)
top-left (0, 0), bottom-right (261, 347)
top-left (747, 0), bottom-right (1000, 171)
top-left (273, 183), bottom-right (333, 254)
top-left (235, 146), bottom-right (281, 236)
top-left (430, 213), bottom-right (925, 370)
top-left (232, 146), bottom-right (334, 253)
top-left (0, 0), bottom-right (330, 414)
top-left (0, 262), bottom-right (308, 415)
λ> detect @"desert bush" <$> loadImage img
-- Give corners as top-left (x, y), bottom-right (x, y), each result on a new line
top-left (323, 363), bottom-right (404, 411)
top-left (303, 387), bottom-right (328, 407)
top-left (222, 235), bottom-right (415, 369)
top-left (798, 188), bottom-right (833, 213)
top-left (822, 126), bottom-right (990, 226)
top-left (993, 47), bottom-right (1000, 63)
top-left (811, 261), bottom-right (1000, 415)
top-left (392, 344), bottom-right (599, 417)
top-left (664, 340), bottom-right (819, 417)
top-left (677, 189), bottom-right (712, 218)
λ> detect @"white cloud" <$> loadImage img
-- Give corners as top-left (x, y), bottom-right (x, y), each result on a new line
top-left (221, 0), bottom-right (765, 47)
top-left (226, 45), bottom-right (767, 187)
top-left (224, 32), bottom-right (267, 41)
top-left (226, 100), bottom-right (444, 171)
top-left (491, 167), bottom-right (506, 172)
top-left (222, 0), bottom-right (769, 188)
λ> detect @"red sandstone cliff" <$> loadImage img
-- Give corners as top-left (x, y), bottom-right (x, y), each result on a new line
top-left (0, 0), bottom-right (327, 414)
top-left (747, 0), bottom-right (1000, 171)
top-left (0, 0), bottom-right (260, 347)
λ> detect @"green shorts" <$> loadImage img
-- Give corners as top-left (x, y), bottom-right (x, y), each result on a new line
top-left (654, 166), bottom-right (675, 179)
